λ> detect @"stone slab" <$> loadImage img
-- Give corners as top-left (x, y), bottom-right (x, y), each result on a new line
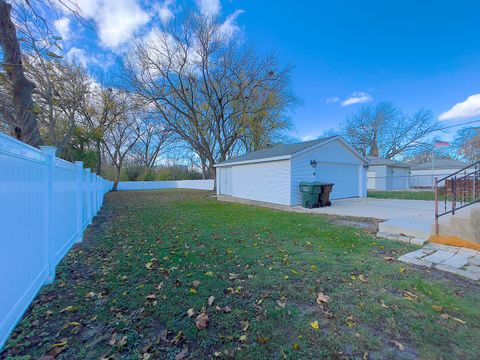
top-left (397, 254), bottom-right (433, 267)
top-left (423, 250), bottom-right (456, 264)
top-left (440, 253), bottom-right (472, 269)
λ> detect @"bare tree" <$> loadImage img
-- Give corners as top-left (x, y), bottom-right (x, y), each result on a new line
top-left (453, 126), bottom-right (480, 162)
top-left (80, 85), bottom-right (128, 174)
top-left (126, 13), bottom-right (294, 180)
top-left (102, 92), bottom-right (144, 190)
top-left (0, 0), bottom-right (42, 146)
top-left (342, 102), bottom-right (440, 159)
top-left (131, 117), bottom-right (172, 175)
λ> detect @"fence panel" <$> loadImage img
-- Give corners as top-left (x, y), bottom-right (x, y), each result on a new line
top-left (0, 133), bottom-right (112, 349)
top-left (117, 180), bottom-right (214, 191)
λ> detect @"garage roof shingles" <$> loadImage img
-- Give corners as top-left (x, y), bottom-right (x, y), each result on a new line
top-left (217, 136), bottom-right (337, 165)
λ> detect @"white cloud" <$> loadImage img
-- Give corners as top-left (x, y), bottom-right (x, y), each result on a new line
top-left (325, 96), bottom-right (340, 104)
top-left (439, 94), bottom-right (480, 121)
top-left (341, 91), bottom-right (372, 106)
top-left (195, 0), bottom-right (221, 17)
top-left (73, 0), bottom-right (150, 49)
top-left (219, 10), bottom-right (244, 39)
top-left (66, 47), bottom-right (88, 67)
top-left (301, 135), bottom-right (316, 141)
top-left (154, 0), bottom-right (175, 24)
top-left (65, 46), bottom-right (115, 70)
top-left (54, 17), bottom-right (71, 40)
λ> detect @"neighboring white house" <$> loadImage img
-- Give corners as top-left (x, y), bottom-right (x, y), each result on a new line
top-left (215, 136), bottom-right (369, 206)
top-left (409, 159), bottom-right (469, 187)
top-left (367, 156), bottom-right (410, 191)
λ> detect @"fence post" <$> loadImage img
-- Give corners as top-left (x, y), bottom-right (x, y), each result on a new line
top-left (75, 161), bottom-right (83, 243)
top-left (40, 146), bottom-right (57, 284)
top-left (86, 168), bottom-right (93, 225)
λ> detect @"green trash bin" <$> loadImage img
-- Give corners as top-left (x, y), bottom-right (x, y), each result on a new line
top-left (299, 182), bottom-right (322, 208)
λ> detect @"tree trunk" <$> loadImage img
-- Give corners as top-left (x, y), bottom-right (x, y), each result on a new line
top-left (112, 165), bottom-right (121, 191)
top-left (0, 0), bottom-right (42, 147)
top-left (96, 139), bottom-right (102, 175)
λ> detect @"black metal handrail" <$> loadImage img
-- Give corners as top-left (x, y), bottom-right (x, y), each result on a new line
top-left (434, 162), bottom-right (480, 234)
top-left (437, 161), bottom-right (480, 183)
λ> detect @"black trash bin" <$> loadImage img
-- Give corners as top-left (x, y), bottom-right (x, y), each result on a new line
top-left (318, 183), bottom-right (334, 207)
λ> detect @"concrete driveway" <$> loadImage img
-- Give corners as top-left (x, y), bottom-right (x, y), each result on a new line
top-left (293, 197), bottom-right (435, 221)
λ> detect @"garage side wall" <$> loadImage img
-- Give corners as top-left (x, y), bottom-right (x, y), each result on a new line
top-left (290, 140), bottom-right (366, 205)
top-left (230, 160), bottom-right (291, 205)
top-left (388, 166), bottom-right (410, 190)
top-left (367, 165), bottom-right (387, 190)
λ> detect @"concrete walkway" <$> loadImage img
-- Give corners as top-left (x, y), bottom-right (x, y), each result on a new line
top-left (398, 243), bottom-right (480, 280)
top-left (292, 197), bottom-right (436, 220)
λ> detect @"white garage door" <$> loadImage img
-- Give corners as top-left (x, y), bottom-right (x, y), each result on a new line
top-left (316, 162), bottom-right (359, 199)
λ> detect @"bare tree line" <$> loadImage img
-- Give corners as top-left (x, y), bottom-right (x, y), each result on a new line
top-left (1, 3), bottom-right (295, 189)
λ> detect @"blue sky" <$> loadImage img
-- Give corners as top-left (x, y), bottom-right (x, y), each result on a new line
top-left (54, 0), bottom-right (480, 141)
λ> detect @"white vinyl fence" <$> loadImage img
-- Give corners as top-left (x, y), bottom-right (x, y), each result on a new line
top-left (117, 180), bottom-right (214, 191)
top-left (0, 132), bottom-right (112, 349)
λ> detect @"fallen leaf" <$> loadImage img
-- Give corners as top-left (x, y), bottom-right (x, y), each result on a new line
top-left (45, 310), bottom-right (54, 319)
top-left (175, 346), bottom-right (189, 360)
top-left (60, 306), bottom-right (78, 313)
top-left (403, 291), bottom-right (417, 301)
top-left (146, 294), bottom-right (156, 300)
top-left (380, 300), bottom-right (389, 309)
top-left (189, 288), bottom-right (197, 294)
top-left (208, 296), bottom-right (215, 306)
top-left (432, 304), bottom-right (444, 312)
top-left (205, 271), bottom-right (214, 276)
top-left (390, 340), bottom-right (405, 351)
top-left (223, 305), bottom-right (232, 313)
top-left (228, 273), bottom-right (239, 280)
top-left (145, 261), bottom-right (155, 270)
top-left (240, 320), bottom-right (249, 331)
top-left (192, 280), bottom-right (201, 287)
top-left (276, 299), bottom-right (287, 308)
top-left (173, 331), bottom-right (184, 345)
top-left (399, 267), bottom-right (406, 273)
top-left (195, 313), bottom-right (209, 330)
top-left (310, 320), bottom-right (319, 330)
top-left (257, 336), bottom-right (269, 344)
top-left (383, 256), bottom-right (396, 261)
top-left (452, 317), bottom-right (467, 325)
top-left (346, 315), bottom-right (356, 328)
top-left (292, 342), bottom-right (300, 350)
top-left (316, 292), bottom-right (330, 304)
top-left (239, 335), bottom-right (247, 343)
top-left (118, 336), bottom-right (127, 347)
top-left (187, 308), bottom-right (195, 317)
top-left (52, 340), bottom-right (68, 347)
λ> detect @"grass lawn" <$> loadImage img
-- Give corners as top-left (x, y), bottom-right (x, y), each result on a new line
top-left (368, 190), bottom-right (435, 201)
top-left (2, 190), bottom-right (480, 359)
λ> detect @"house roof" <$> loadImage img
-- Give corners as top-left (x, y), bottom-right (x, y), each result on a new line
top-left (367, 156), bottom-right (410, 168)
top-left (409, 158), bottom-right (469, 170)
top-left (215, 136), bottom-right (368, 167)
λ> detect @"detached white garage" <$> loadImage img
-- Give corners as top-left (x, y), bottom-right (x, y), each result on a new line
top-left (215, 136), bottom-right (369, 206)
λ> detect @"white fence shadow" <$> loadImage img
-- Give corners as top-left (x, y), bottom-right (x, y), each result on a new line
top-left (0, 133), bottom-right (112, 349)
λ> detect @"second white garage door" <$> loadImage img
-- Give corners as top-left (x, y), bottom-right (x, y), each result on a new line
top-left (315, 162), bottom-right (359, 199)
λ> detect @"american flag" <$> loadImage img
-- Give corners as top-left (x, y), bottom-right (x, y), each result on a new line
top-left (434, 140), bottom-right (450, 148)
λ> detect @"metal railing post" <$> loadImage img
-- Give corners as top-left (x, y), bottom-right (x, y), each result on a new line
top-left (434, 177), bottom-right (439, 235)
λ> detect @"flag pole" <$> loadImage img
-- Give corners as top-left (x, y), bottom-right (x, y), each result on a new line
top-left (432, 144), bottom-right (435, 190)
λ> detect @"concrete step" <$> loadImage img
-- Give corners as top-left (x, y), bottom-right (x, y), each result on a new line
top-left (434, 204), bottom-right (480, 243)
top-left (379, 218), bottom-right (433, 239)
